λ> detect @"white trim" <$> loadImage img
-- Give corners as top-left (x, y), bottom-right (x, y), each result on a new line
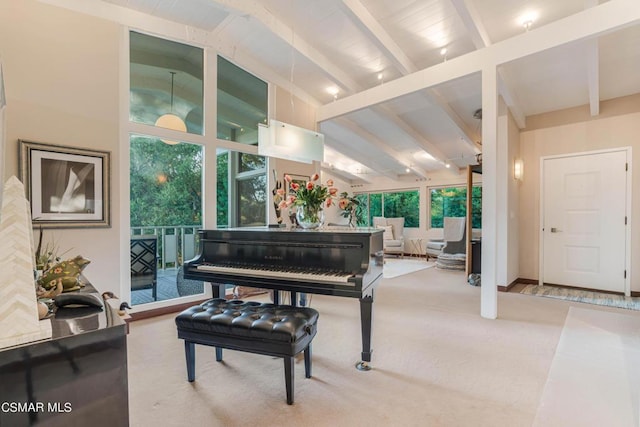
top-left (317, 0), bottom-right (640, 122)
top-left (539, 147), bottom-right (632, 296)
top-left (625, 148), bottom-right (632, 297)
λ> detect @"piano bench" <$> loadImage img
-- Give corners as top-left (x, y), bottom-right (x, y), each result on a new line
top-left (175, 298), bottom-right (319, 405)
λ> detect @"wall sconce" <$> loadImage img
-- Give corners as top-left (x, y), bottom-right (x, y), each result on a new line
top-left (258, 120), bottom-right (324, 164)
top-left (514, 158), bottom-right (524, 181)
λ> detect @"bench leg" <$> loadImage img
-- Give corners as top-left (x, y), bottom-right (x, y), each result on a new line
top-left (185, 341), bottom-right (195, 382)
top-left (304, 345), bottom-right (312, 378)
top-left (284, 356), bottom-right (294, 405)
top-left (215, 347), bottom-right (223, 362)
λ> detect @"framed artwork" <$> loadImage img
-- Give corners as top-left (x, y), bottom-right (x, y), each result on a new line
top-left (284, 173), bottom-right (308, 197)
top-left (19, 140), bottom-right (111, 228)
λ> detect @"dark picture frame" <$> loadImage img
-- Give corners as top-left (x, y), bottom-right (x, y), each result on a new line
top-left (284, 173), bottom-right (308, 197)
top-left (19, 140), bottom-right (111, 228)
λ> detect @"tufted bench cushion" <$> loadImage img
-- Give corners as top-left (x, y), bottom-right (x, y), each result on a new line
top-left (175, 298), bottom-right (319, 404)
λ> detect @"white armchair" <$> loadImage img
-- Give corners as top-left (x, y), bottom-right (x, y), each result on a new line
top-left (434, 217), bottom-right (467, 270)
top-left (373, 217), bottom-right (405, 258)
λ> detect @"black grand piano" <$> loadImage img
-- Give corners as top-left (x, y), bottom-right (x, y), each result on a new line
top-left (184, 227), bottom-right (384, 370)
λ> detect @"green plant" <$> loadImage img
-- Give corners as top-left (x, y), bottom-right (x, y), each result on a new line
top-left (281, 173), bottom-right (338, 211)
top-left (338, 192), bottom-right (360, 226)
top-left (279, 174), bottom-right (338, 226)
top-left (34, 226), bottom-right (70, 272)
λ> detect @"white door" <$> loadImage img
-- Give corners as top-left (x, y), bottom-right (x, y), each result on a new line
top-left (542, 150), bottom-right (628, 292)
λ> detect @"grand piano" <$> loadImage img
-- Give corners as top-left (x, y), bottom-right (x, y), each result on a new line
top-left (184, 227), bottom-right (384, 370)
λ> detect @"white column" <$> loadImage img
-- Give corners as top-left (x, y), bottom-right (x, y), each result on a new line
top-left (481, 65), bottom-right (498, 319)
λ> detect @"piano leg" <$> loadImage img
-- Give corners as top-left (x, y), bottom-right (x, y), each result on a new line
top-left (356, 294), bottom-right (373, 371)
top-left (210, 282), bottom-right (226, 299)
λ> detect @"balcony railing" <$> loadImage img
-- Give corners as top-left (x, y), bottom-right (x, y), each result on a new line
top-left (131, 225), bottom-right (201, 270)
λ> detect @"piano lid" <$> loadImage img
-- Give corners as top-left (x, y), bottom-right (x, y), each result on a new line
top-left (219, 226), bottom-right (383, 234)
top-left (192, 227), bottom-right (383, 276)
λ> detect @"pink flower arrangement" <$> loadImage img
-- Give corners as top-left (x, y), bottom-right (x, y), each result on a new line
top-left (279, 173), bottom-right (338, 212)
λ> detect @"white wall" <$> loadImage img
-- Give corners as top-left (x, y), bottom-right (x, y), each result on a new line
top-left (519, 94), bottom-right (640, 291)
top-left (506, 108), bottom-right (521, 287)
top-left (0, 0), bottom-right (121, 294)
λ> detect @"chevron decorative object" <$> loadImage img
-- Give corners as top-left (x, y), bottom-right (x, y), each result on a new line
top-left (0, 176), bottom-right (51, 349)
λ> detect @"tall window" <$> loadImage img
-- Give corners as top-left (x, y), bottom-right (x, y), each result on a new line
top-left (216, 149), bottom-right (229, 227)
top-left (430, 186), bottom-right (482, 228)
top-left (217, 55), bottom-right (268, 227)
top-left (129, 31), bottom-right (203, 136)
top-left (217, 56), bottom-right (268, 144)
top-left (127, 35), bottom-right (270, 306)
top-left (216, 150), bottom-right (267, 228)
top-left (130, 136), bottom-right (202, 228)
top-left (357, 190), bottom-right (420, 227)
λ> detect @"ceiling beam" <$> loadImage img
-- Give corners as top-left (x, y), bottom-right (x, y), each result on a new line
top-left (320, 163), bottom-right (371, 184)
top-left (213, 0), bottom-right (362, 92)
top-left (40, 0), bottom-right (322, 108)
top-left (586, 40), bottom-right (600, 116)
top-left (333, 118), bottom-right (429, 179)
top-left (496, 69), bottom-right (526, 128)
top-left (370, 105), bottom-right (452, 166)
top-left (323, 137), bottom-right (399, 180)
top-left (585, 0), bottom-right (600, 116)
top-left (340, 0), bottom-right (468, 175)
top-left (449, 0), bottom-right (492, 48)
top-left (339, 0), bottom-right (417, 75)
top-left (422, 88), bottom-right (481, 153)
top-left (318, 0), bottom-right (640, 122)
top-left (450, 0), bottom-right (526, 128)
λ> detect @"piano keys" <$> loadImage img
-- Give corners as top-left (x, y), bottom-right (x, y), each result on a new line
top-left (184, 227), bottom-right (384, 370)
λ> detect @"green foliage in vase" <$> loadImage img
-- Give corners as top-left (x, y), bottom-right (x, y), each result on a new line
top-left (280, 173), bottom-right (338, 212)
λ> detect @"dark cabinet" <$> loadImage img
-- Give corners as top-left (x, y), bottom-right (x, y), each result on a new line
top-left (471, 239), bottom-right (481, 274)
top-left (0, 285), bottom-right (128, 427)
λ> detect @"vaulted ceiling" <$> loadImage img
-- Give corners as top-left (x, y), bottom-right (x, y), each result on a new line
top-left (102, 0), bottom-right (640, 182)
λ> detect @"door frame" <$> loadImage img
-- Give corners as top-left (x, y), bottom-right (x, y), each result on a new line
top-left (538, 147), bottom-right (632, 296)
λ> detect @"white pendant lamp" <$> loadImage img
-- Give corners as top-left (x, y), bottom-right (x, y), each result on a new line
top-left (155, 71), bottom-right (185, 145)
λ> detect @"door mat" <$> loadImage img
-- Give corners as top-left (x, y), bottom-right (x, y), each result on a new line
top-left (520, 284), bottom-right (640, 311)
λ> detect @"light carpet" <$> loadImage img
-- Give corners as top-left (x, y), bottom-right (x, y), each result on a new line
top-left (128, 266), bottom-right (572, 427)
top-left (382, 258), bottom-right (434, 278)
top-left (520, 284), bottom-right (640, 311)
top-left (534, 306), bottom-right (640, 427)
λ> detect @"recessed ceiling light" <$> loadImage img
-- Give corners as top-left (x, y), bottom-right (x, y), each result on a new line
top-left (519, 11), bottom-right (538, 30)
top-left (327, 86), bottom-right (339, 99)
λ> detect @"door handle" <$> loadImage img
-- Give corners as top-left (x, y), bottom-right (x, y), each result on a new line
top-left (550, 227), bottom-right (562, 233)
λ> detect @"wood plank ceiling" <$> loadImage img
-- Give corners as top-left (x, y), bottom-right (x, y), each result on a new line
top-left (102, 0), bottom-right (640, 182)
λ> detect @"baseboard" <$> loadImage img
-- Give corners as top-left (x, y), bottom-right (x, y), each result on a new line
top-left (498, 277), bottom-right (537, 293)
top-left (130, 298), bottom-right (210, 321)
top-left (517, 277), bottom-right (539, 285)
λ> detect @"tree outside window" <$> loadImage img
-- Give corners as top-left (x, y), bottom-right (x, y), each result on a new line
top-left (357, 190), bottom-right (420, 227)
top-left (430, 186), bottom-right (482, 228)
top-left (130, 135), bottom-right (202, 228)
